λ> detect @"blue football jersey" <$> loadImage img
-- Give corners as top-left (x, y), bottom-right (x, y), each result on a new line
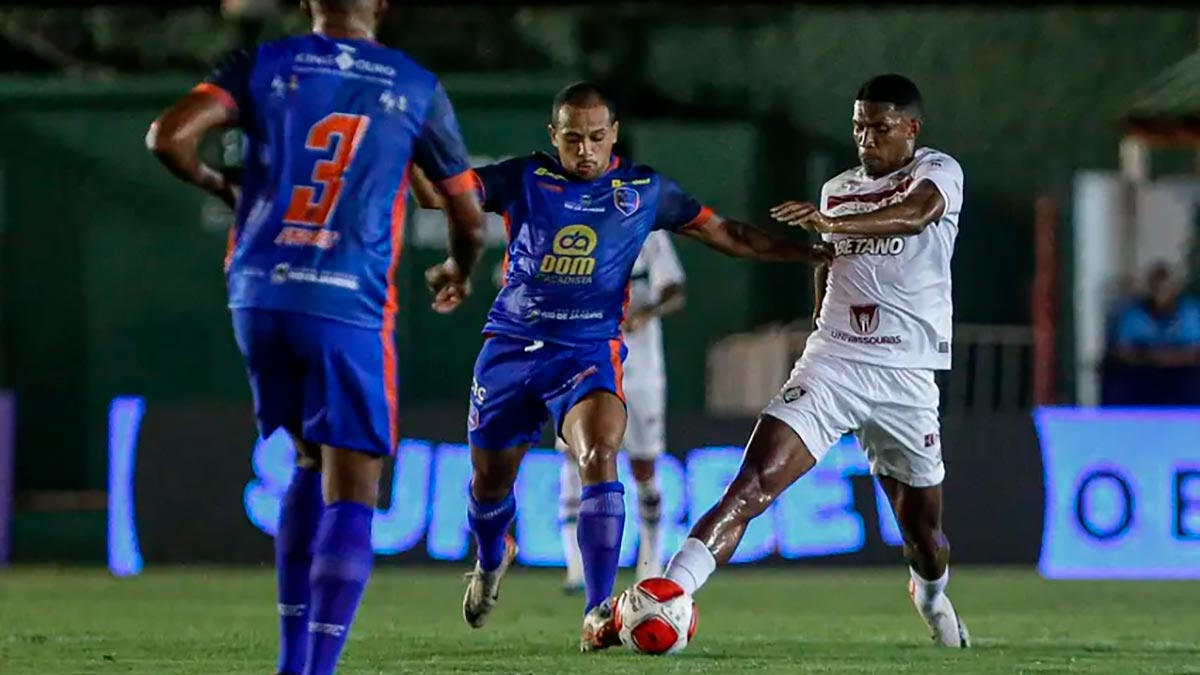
top-left (200, 34), bottom-right (474, 329)
top-left (475, 153), bottom-right (711, 346)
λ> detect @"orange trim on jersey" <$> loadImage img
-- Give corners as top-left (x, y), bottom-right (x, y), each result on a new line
top-left (381, 165), bottom-right (410, 454)
top-left (437, 169), bottom-right (476, 197)
top-left (470, 169), bottom-right (487, 205)
top-left (609, 339), bottom-right (626, 402)
top-left (223, 226), bottom-right (237, 273)
top-left (193, 83), bottom-right (237, 112)
top-left (681, 205), bottom-right (715, 232)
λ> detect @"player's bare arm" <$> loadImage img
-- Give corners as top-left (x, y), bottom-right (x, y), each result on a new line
top-left (812, 263), bottom-right (828, 328)
top-left (146, 91), bottom-right (239, 207)
top-left (409, 165), bottom-right (445, 209)
top-left (409, 162), bottom-right (486, 315)
top-left (683, 214), bottom-right (831, 264)
top-left (623, 283), bottom-right (684, 333)
top-left (770, 181), bottom-right (946, 236)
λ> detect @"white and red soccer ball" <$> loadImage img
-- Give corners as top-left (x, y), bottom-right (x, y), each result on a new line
top-left (614, 578), bottom-right (698, 655)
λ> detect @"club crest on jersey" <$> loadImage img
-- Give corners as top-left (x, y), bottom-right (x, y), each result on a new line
top-left (782, 386), bottom-right (807, 403)
top-left (849, 304), bottom-right (880, 336)
top-left (613, 187), bottom-right (640, 216)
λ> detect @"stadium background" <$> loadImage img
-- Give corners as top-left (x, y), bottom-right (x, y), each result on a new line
top-left (2, 6), bottom-right (1200, 672)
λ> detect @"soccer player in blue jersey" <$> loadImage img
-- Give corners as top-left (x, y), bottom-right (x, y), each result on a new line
top-left (418, 82), bottom-right (829, 650)
top-left (145, 2), bottom-right (486, 674)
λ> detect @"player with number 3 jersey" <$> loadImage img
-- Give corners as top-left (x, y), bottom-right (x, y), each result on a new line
top-left (145, 2), bottom-right (486, 674)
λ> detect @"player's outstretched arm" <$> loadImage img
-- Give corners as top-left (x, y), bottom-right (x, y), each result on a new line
top-left (146, 91), bottom-right (239, 207)
top-left (770, 181), bottom-right (946, 237)
top-left (682, 214), bottom-right (831, 264)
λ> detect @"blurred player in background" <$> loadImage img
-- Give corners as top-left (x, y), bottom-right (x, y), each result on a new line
top-left (627, 74), bottom-right (971, 649)
top-left (146, 1), bottom-right (485, 673)
top-left (556, 230), bottom-right (685, 592)
top-left (415, 81), bottom-right (827, 650)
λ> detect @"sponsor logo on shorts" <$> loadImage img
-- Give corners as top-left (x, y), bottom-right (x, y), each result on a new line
top-left (924, 433), bottom-right (939, 448)
top-left (850, 304), bottom-right (881, 336)
top-left (782, 386), bottom-right (807, 403)
top-left (470, 379), bottom-right (487, 405)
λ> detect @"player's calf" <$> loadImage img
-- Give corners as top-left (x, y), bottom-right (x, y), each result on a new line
top-left (304, 446), bottom-right (382, 675)
top-left (666, 416), bottom-right (816, 595)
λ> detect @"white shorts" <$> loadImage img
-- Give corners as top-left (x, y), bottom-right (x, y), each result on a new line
top-left (761, 354), bottom-right (945, 488)
top-left (553, 383), bottom-right (666, 460)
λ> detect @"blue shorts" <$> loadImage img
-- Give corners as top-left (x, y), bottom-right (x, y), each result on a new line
top-left (231, 309), bottom-right (397, 455)
top-left (468, 334), bottom-right (627, 451)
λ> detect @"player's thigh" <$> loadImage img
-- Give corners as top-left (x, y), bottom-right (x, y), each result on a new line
top-left (546, 339), bottom-right (629, 457)
top-left (231, 309), bottom-right (305, 440)
top-left (286, 314), bottom-right (397, 457)
top-left (623, 384), bottom-right (666, 461)
top-left (467, 336), bottom-right (548, 452)
top-left (858, 371), bottom-right (945, 490)
top-left (759, 354), bottom-right (867, 465)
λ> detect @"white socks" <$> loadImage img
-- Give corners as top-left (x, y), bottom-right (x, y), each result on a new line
top-left (909, 565), bottom-right (950, 610)
top-left (664, 537), bottom-right (716, 596)
top-left (635, 479), bottom-right (663, 580)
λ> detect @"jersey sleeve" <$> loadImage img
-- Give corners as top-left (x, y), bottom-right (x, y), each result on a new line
top-left (411, 82), bottom-right (475, 196)
top-left (910, 152), bottom-right (964, 218)
top-left (654, 176), bottom-right (713, 232)
top-left (646, 232), bottom-right (686, 297)
top-left (471, 157), bottom-right (528, 214)
top-left (195, 48), bottom-right (255, 120)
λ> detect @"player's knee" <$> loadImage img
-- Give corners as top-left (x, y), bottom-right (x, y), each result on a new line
top-left (576, 438), bottom-right (620, 472)
top-left (903, 530), bottom-right (951, 568)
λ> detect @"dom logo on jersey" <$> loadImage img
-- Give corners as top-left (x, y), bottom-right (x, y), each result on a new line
top-left (539, 224), bottom-right (597, 282)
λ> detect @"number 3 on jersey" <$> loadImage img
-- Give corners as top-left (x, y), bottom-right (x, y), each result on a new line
top-left (284, 113), bottom-right (371, 227)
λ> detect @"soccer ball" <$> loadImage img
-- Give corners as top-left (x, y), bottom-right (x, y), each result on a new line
top-left (614, 578), bottom-right (697, 655)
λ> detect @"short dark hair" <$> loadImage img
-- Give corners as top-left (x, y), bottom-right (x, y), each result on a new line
top-left (856, 74), bottom-right (923, 117)
top-left (551, 81), bottom-right (617, 126)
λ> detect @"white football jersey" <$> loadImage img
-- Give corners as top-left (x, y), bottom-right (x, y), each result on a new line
top-left (623, 231), bottom-right (685, 389)
top-left (803, 147), bottom-right (964, 371)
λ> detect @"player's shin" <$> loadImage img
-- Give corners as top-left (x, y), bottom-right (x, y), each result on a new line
top-left (635, 475), bottom-right (662, 580)
top-left (469, 489), bottom-right (517, 572)
top-left (275, 467), bottom-right (324, 675)
top-left (304, 502), bottom-right (374, 675)
top-left (577, 480), bottom-right (625, 613)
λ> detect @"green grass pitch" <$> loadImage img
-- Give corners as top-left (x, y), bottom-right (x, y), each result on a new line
top-left (3, 566), bottom-right (1199, 674)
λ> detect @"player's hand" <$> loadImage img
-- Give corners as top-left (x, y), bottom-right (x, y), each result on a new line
top-left (622, 309), bottom-right (652, 334)
top-left (810, 242), bottom-right (834, 264)
top-left (425, 259), bottom-right (472, 314)
top-left (769, 201), bottom-right (831, 232)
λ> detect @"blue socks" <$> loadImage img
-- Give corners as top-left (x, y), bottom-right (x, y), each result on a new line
top-left (275, 467), bottom-right (323, 675)
top-left (468, 490), bottom-right (516, 572)
top-left (578, 481), bottom-right (626, 613)
top-left (303, 501), bottom-right (374, 675)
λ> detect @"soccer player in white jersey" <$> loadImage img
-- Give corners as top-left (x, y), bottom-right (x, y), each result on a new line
top-left (612, 73), bottom-right (971, 648)
top-left (557, 230), bottom-right (686, 592)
